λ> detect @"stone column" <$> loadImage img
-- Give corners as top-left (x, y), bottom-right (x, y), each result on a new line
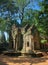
top-left (16, 42), bottom-right (17, 52)
top-left (13, 39), bottom-right (15, 51)
top-left (31, 35), bottom-right (34, 51)
top-left (15, 35), bottom-right (18, 52)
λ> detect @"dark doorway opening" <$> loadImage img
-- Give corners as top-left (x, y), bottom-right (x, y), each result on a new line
top-left (27, 42), bottom-right (29, 47)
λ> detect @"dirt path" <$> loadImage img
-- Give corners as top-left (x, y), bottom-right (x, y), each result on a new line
top-left (0, 55), bottom-right (48, 65)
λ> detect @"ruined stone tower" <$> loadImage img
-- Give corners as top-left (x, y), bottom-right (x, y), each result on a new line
top-left (10, 23), bottom-right (40, 54)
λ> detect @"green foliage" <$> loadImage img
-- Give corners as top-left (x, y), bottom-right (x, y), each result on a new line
top-left (13, 0), bottom-right (30, 11)
top-left (38, 0), bottom-right (48, 36)
top-left (0, 0), bottom-right (48, 42)
top-left (0, 32), bottom-right (6, 43)
top-left (41, 39), bottom-right (47, 44)
top-left (0, 18), bottom-right (7, 31)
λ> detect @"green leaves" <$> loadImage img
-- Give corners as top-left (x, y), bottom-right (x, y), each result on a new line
top-left (0, 31), bottom-right (6, 43)
top-left (13, 0), bottom-right (30, 12)
top-left (41, 39), bottom-right (47, 44)
top-left (0, 18), bottom-right (7, 31)
top-left (0, 0), bottom-right (48, 39)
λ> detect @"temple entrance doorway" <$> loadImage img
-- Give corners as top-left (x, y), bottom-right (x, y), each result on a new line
top-left (15, 31), bottom-right (23, 52)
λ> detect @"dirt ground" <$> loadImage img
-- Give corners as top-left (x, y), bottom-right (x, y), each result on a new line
top-left (0, 54), bottom-right (48, 65)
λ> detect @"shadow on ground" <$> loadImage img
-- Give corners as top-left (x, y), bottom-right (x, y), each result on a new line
top-left (0, 61), bottom-right (8, 65)
top-left (4, 53), bottom-right (21, 57)
top-left (0, 53), bottom-right (48, 65)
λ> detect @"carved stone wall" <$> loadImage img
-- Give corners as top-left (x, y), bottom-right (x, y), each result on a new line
top-left (11, 24), bottom-right (18, 50)
top-left (22, 29), bottom-right (34, 53)
top-left (10, 24), bottom-right (40, 53)
top-left (15, 29), bottom-right (23, 51)
top-left (22, 25), bottom-right (40, 53)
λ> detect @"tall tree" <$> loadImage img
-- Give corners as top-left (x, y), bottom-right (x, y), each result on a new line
top-left (13, 0), bottom-right (30, 23)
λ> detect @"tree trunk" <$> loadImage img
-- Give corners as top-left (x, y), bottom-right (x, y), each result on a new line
top-left (20, 8), bottom-right (24, 23)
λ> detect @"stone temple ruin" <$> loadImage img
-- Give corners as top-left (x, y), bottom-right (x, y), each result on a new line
top-left (9, 23), bottom-right (40, 54)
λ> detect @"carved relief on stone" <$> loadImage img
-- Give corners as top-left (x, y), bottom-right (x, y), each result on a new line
top-left (11, 24), bottom-right (17, 39)
top-left (10, 24), bottom-right (40, 53)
